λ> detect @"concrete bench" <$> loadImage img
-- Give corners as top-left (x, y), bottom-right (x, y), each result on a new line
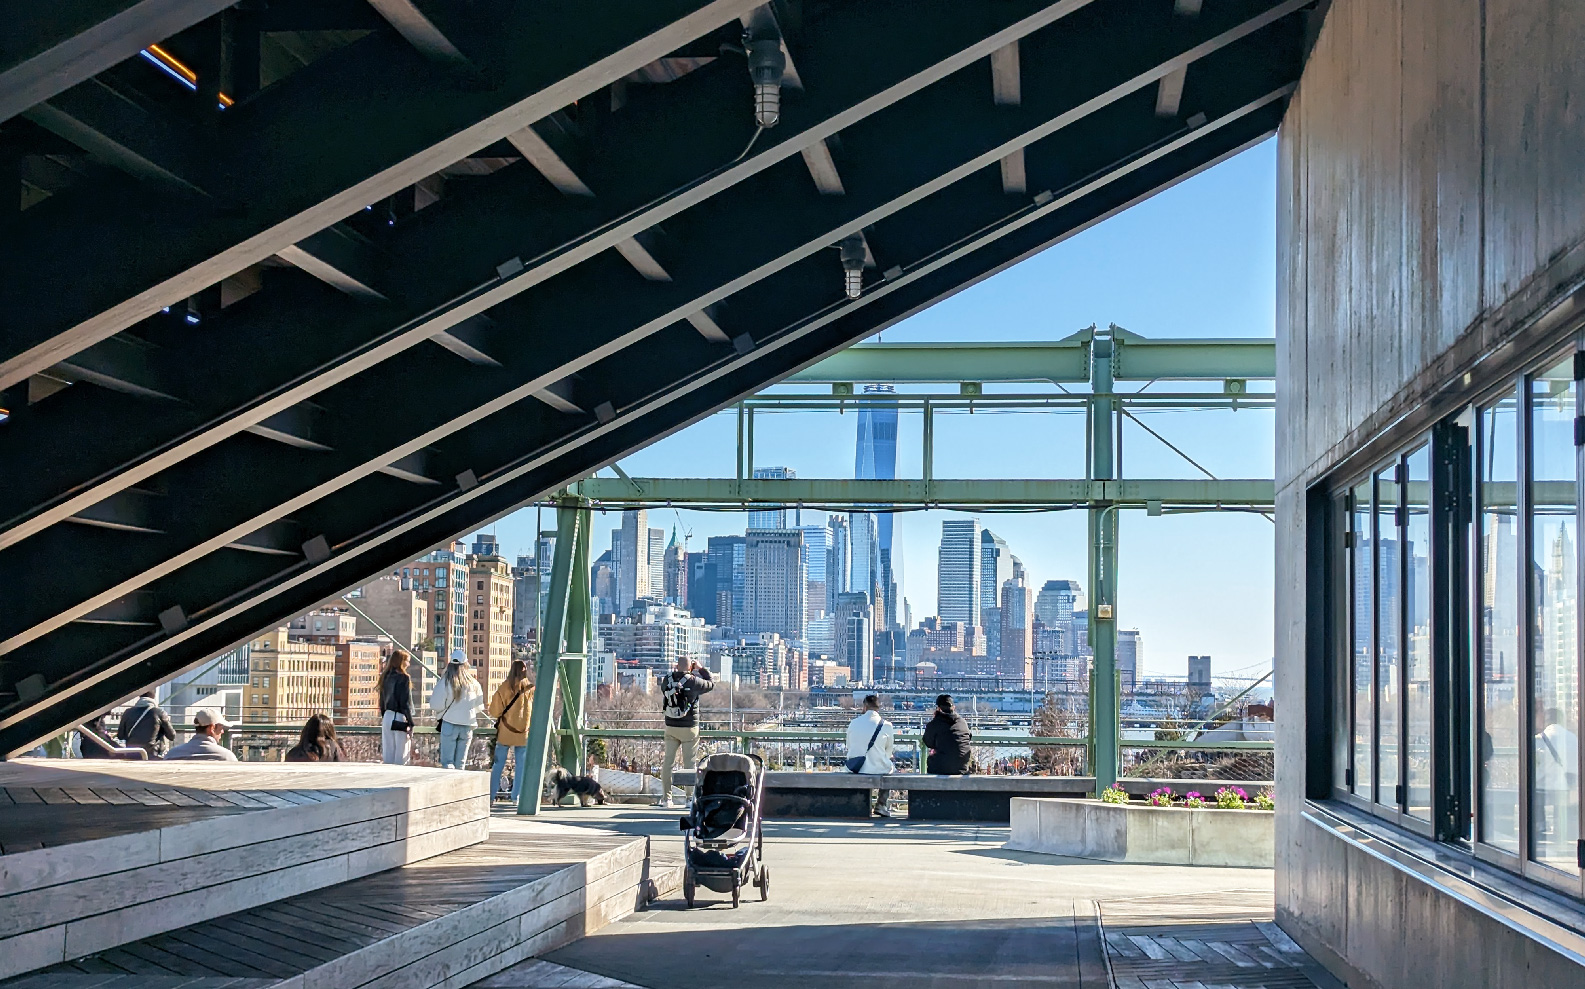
top-left (672, 770), bottom-right (1096, 821)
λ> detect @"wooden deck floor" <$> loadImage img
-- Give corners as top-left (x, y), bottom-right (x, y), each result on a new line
top-left (5, 823), bottom-right (646, 989)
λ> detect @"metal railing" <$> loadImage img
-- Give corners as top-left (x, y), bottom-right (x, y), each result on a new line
top-left (219, 723), bottom-right (1273, 785)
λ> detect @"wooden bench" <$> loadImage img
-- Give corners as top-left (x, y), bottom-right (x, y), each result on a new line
top-left (672, 770), bottom-right (1097, 821)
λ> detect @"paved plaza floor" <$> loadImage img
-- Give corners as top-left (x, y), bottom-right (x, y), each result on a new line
top-left (486, 805), bottom-right (1341, 989)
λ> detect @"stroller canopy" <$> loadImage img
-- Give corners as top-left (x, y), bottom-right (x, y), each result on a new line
top-left (700, 753), bottom-right (759, 776)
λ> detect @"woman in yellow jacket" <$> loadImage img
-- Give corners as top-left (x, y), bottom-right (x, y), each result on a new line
top-left (487, 659), bottom-right (534, 803)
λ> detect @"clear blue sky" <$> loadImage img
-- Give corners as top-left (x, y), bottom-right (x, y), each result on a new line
top-left (479, 139), bottom-right (1278, 680)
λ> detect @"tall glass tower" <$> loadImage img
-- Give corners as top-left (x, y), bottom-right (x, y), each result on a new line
top-left (854, 384), bottom-right (898, 629)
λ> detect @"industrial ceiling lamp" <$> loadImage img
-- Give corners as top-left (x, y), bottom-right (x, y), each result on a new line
top-left (839, 235), bottom-right (866, 299)
top-left (747, 38), bottom-right (787, 128)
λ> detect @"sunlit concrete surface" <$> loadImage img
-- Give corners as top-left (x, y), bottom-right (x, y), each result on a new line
top-left (502, 806), bottom-right (1339, 989)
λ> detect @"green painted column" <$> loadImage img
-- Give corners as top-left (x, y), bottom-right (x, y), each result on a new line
top-left (1088, 329), bottom-right (1120, 795)
top-left (556, 506), bottom-right (591, 773)
top-left (518, 502), bottom-right (581, 815)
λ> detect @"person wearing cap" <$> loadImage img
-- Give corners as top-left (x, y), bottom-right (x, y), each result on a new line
top-left (164, 709), bottom-right (238, 761)
top-left (430, 649), bottom-right (484, 770)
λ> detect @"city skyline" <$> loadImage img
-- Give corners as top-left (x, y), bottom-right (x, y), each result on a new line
top-left (477, 140), bottom-right (1279, 679)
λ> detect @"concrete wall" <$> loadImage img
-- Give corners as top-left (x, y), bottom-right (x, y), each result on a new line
top-left (1276, 0), bottom-right (1585, 985)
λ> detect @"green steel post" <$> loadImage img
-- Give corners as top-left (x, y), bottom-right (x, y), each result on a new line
top-left (1089, 329), bottom-right (1121, 795)
top-left (556, 506), bottom-right (591, 773)
top-left (518, 503), bottom-right (581, 815)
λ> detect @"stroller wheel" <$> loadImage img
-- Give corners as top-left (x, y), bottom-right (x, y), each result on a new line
top-left (758, 866), bottom-right (769, 901)
top-left (683, 869), bottom-right (695, 908)
top-left (731, 882), bottom-right (740, 908)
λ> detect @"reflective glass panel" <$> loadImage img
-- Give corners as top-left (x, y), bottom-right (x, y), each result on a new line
top-left (1376, 468), bottom-right (1401, 805)
top-left (1404, 445), bottom-right (1433, 820)
top-left (1479, 393), bottom-right (1522, 852)
top-left (1352, 480), bottom-right (1374, 797)
top-left (1529, 358), bottom-right (1580, 873)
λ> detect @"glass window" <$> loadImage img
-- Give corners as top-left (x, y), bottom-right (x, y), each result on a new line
top-left (1405, 445), bottom-right (1433, 820)
top-left (1528, 357), bottom-right (1579, 874)
top-left (1376, 467), bottom-right (1402, 807)
top-left (1352, 480), bottom-right (1374, 798)
top-left (1479, 392), bottom-right (1522, 853)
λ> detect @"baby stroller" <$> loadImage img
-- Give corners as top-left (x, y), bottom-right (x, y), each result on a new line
top-left (678, 752), bottom-right (768, 907)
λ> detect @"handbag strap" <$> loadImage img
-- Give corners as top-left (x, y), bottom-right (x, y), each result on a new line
top-left (123, 704), bottom-right (153, 739)
top-left (495, 687), bottom-right (527, 733)
top-left (863, 719), bottom-right (884, 753)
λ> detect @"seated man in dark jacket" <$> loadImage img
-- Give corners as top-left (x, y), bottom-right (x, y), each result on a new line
top-left (922, 694), bottom-right (973, 775)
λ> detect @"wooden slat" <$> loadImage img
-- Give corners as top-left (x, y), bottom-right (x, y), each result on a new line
top-left (59, 787), bottom-right (109, 805)
top-left (85, 788), bottom-right (140, 805)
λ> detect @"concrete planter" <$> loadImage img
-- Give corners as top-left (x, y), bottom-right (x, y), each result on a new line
top-left (1006, 796), bottom-right (1274, 867)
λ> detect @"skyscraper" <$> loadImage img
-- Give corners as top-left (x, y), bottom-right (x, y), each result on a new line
top-left (467, 550), bottom-right (514, 693)
top-left (999, 573), bottom-right (1034, 687)
top-left (1188, 655), bottom-right (1212, 687)
top-left (748, 466), bottom-right (797, 529)
top-left (980, 529), bottom-right (1012, 618)
top-left (826, 514), bottom-right (851, 599)
top-left (937, 519), bottom-right (984, 625)
top-left (647, 527), bottom-right (665, 601)
top-left (800, 521), bottom-right (831, 619)
top-left (614, 509), bottom-right (649, 610)
top-left (1036, 579), bottom-right (1083, 628)
top-left (982, 605), bottom-right (1002, 660)
top-left (393, 542), bottom-right (468, 659)
top-left (1117, 629), bottom-right (1142, 692)
top-left (856, 385), bottom-right (898, 628)
top-left (663, 528), bottom-right (688, 607)
top-left (833, 591), bottom-right (873, 684)
top-left (849, 511), bottom-right (881, 605)
top-left (703, 535), bottom-right (746, 628)
top-left (511, 530), bottom-right (554, 644)
top-left (744, 529), bottom-right (806, 642)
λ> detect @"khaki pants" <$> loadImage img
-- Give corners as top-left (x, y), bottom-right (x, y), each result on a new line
top-left (661, 724), bottom-right (698, 799)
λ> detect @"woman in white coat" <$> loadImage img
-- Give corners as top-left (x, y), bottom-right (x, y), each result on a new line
top-left (430, 651), bottom-right (484, 769)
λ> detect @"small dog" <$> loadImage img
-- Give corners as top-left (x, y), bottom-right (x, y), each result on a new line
top-left (546, 766), bottom-right (607, 807)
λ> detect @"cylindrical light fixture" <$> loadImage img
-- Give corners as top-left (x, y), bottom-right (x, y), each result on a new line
top-left (840, 235), bottom-right (866, 299)
top-left (747, 39), bottom-right (787, 128)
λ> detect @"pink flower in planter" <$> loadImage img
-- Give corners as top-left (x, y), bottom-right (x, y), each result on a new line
top-left (1183, 791), bottom-right (1205, 808)
top-left (1147, 787), bottom-right (1175, 807)
top-left (1214, 786), bottom-right (1249, 809)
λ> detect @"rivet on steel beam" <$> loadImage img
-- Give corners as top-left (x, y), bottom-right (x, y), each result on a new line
top-left (158, 606), bottom-right (187, 634)
top-left (301, 535), bottom-right (331, 563)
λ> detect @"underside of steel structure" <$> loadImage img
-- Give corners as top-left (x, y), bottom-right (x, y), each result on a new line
top-left (0, 0), bottom-right (1316, 756)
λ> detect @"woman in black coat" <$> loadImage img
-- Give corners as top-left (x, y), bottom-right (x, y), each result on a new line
top-left (922, 694), bottom-right (973, 775)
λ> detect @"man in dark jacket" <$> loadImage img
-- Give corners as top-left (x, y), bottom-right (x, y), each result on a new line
top-left (658, 658), bottom-right (713, 807)
top-left (117, 690), bottom-right (176, 758)
top-left (923, 694), bottom-right (973, 775)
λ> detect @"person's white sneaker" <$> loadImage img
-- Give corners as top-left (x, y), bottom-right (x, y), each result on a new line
top-left (656, 796), bottom-right (672, 809)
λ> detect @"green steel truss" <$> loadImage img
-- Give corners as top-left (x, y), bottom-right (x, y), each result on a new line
top-left (522, 330), bottom-right (1274, 797)
top-left (568, 477), bottom-right (1273, 510)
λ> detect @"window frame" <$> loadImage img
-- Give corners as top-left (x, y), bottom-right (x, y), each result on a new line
top-left (1330, 343), bottom-right (1585, 899)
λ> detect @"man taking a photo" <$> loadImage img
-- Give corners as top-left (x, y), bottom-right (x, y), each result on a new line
top-left (658, 657), bottom-right (713, 808)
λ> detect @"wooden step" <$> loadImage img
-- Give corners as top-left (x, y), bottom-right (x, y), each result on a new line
top-left (4, 820), bottom-right (654, 989)
top-left (0, 762), bottom-right (489, 980)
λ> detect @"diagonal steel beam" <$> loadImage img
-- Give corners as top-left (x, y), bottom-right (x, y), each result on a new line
top-left (0, 0), bottom-right (763, 392)
top-left (0, 85), bottom-right (1291, 755)
top-left (0, 0), bottom-right (1107, 549)
top-left (0, 0), bottom-right (236, 125)
top-left (0, 7), bottom-right (1302, 659)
